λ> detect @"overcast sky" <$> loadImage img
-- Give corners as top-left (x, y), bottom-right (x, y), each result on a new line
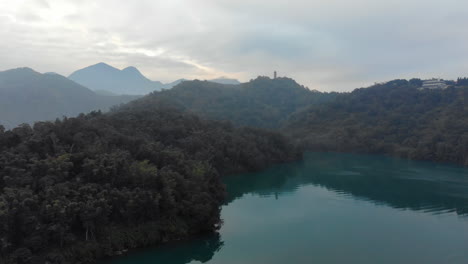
top-left (1, 0), bottom-right (467, 91)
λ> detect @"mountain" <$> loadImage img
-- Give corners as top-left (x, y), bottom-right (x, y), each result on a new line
top-left (122, 76), bottom-right (337, 128)
top-left (69, 62), bottom-right (167, 95)
top-left (161, 78), bottom-right (187, 89)
top-left (209, 77), bottom-right (241, 85)
top-left (0, 93), bottom-right (298, 263)
top-left (284, 79), bottom-right (468, 165)
top-left (162, 77), bottom-right (240, 88)
top-left (0, 67), bottom-right (138, 129)
top-left (43, 72), bottom-right (61, 76)
top-left (68, 63), bottom-right (243, 95)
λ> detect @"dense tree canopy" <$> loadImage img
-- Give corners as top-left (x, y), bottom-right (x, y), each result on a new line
top-left (122, 77), bottom-right (336, 129)
top-left (285, 80), bottom-right (468, 165)
top-left (0, 105), bottom-right (298, 264)
top-left (457, 77), bottom-right (468, 86)
top-left (2, 72), bottom-right (468, 263)
top-left (122, 77), bottom-right (468, 166)
top-left (125, 76), bottom-right (468, 166)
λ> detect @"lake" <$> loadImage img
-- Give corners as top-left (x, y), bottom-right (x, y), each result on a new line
top-left (103, 152), bottom-right (468, 264)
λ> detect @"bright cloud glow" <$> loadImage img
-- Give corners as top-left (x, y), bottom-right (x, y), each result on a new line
top-left (1, 0), bottom-right (468, 91)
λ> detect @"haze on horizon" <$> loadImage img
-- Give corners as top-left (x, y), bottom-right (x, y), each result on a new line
top-left (1, 0), bottom-right (467, 92)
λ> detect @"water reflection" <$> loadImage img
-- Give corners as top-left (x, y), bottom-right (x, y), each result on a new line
top-left (102, 233), bottom-right (223, 264)
top-left (225, 152), bottom-right (468, 216)
top-left (107, 152), bottom-right (468, 264)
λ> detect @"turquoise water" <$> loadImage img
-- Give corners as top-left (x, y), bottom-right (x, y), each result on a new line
top-left (105, 152), bottom-right (468, 264)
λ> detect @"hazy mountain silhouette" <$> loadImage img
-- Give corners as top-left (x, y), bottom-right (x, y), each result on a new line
top-left (68, 62), bottom-right (165, 95)
top-left (0, 67), bottom-right (138, 129)
top-left (69, 63), bottom-right (241, 95)
top-left (168, 77), bottom-right (241, 87)
top-left (209, 77), bottom-right (241, 85)
top-left (162, 78), bottom-right (187, 89)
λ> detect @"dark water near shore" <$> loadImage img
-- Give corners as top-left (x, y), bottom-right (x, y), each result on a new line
top-left (104, 152), bottom-right (468, 264)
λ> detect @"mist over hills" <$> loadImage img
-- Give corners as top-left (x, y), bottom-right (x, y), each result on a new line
top-left (68, 63), bottom-right (242, 95)
top-left (0, 67), bottom-right (138, 129)
top-left (2, 64), bottom-right (468, 264)
top-left (2, 65), bottom-right (467, 166)
top-left (121, 76), bottom-right (337, 128)
top-left (68, 63), bottom-right (165, 95)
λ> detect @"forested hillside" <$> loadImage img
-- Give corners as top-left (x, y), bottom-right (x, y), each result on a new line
top-left (122, 76), bottom-right (468, 166)
top-left (0, 105), bottom-right (298, 264)
top-left (123, 76), bottom-right (336, 128)
top-left (2, 71), bottom-right (468, 263)
top-left (285, 80), bottom-right (468, 165)
top-left (0, 68), bottom-right (138, 129)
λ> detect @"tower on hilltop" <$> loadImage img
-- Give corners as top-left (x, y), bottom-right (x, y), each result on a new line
top-left (274, 71), bottom-right (277, 79)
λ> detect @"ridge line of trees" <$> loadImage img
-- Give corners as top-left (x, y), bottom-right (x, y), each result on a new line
top-left (0, 105), bottom-right (299, 264)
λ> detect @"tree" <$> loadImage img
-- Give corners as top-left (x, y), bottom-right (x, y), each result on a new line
top-left (0, 103), bottom-right (298, 263)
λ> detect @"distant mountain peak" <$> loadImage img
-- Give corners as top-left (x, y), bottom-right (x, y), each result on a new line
top-left (95, 62), bottom-right (112, 67)
top-left (89, 62), bottom-right (119, 70)
top-left (209, 77), bottom-right (241, 85)
top-left (0, 67), bottom-right (138, 129)
top-left (0, 67), bottom-right (41, 79)
top-left (69, 63), bottom-right (164, 95)
top-left (44, 72), bottom-right (61, 76)
top-left (8, 67), bottom-right (36, 73)
top-left (68, 63), bottom-right (196, 95)
top-left (19, 67), bottom-right (35, 71)
top-left (122, 66), bottom-right (145, 78)
top-left (122, 66), bottom-right (138, 72)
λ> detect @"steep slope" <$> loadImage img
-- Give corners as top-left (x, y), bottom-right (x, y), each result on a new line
top-left (285, 79), bottom-right (468, 165)
top-left (69, 63), bottom-right (164, 95)
top-left (0, 68), bottom-right (137, 129)
top-left (0, 100), bottom-right (299, 263)
top-left (123, 76), bottom-right (337, 128)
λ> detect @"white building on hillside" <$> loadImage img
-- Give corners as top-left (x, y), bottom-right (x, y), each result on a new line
top-left (421, 79), bottom-right (447, 89)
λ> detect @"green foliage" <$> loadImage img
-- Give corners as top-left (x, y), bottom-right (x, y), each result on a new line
top-left (456, 77), bottom-right (468, 86)
top-left (6, 70), bottom-right (466, 263)
top-left (285, 81), bottom-right (468, 165)
top-left (0, 105), bottom-right (298, 263)
top-left (121, 76), bottom-right (337, 129)
top-left (409, 78), bottom-right (422, 87)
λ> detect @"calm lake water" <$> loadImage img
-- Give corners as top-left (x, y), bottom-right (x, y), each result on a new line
top-left (104, 152), bottom-right (468, 264)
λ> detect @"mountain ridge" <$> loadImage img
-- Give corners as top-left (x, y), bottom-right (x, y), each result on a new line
top-left (68, 62), bottom-right (160, 95)
top-left (121, 76), bottom-right (337, 128)
top-left (68, 63), bottom-right (242, 95)
top-left (0, 67), bottom-right (138, 129)
top-left (284, 79), bottom-right (468, 165)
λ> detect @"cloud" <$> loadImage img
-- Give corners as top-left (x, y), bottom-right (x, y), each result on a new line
top-left (0, 0), bottom-right (468, 91)
top-left (34, 0), bottom-right (50, 9)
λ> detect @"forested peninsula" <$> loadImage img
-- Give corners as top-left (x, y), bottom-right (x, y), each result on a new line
top-left (0, 105), bottom-right (298, 264)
